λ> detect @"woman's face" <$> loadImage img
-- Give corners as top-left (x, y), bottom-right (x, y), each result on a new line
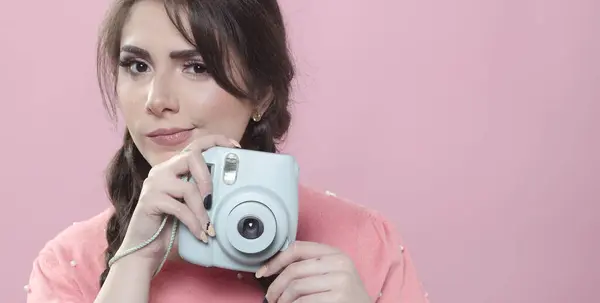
top-left (117, 0), bottom-right (253, 166)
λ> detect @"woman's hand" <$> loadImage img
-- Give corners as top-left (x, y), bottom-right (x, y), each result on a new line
top-left (116, 134), bottom-right (240, 269)
top-left (257, 241), bottom-right (372, 303)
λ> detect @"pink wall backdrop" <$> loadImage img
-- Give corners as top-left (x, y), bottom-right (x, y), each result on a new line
top-left (1, 0), bottom-right (598, 302)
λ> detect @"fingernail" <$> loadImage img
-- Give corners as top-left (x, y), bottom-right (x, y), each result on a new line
top-left (203, 194), bottom-right (212, 210)
top-left (255, 265), bottom-right (267, 278)
top-left (199, 231), bottom-right (208, 243)
top-left (206, 222), bottom-right (216, 237)
top-left (229, 139), bottom-right (241, 148)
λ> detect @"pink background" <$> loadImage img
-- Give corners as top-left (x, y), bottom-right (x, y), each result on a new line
top-left (1, 0), bottom-right (598, 302)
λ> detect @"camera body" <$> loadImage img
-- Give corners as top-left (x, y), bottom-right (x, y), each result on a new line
top-left (178, 147), bottom-right (299, 273)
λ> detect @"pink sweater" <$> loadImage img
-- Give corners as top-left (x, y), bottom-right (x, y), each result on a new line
top-left (26, 186), bottom-right (429, 302)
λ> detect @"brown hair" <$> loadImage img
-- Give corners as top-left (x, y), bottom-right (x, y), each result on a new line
top-left (96, 0), bottom-right (294, 289)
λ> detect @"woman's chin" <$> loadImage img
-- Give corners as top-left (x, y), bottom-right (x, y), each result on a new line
top-left (144, 150), bottom-right (181, 167)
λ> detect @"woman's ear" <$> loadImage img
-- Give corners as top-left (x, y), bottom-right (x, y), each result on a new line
top-left (256, 87), bottom-right (274, 117)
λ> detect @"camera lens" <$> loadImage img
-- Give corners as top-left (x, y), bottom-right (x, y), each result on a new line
top-left (237, 216), bottom-right (264, 240)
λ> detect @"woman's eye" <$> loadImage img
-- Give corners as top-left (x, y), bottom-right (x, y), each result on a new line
top-left (183, 63), bottom-right (208, 74)
top-left (132, 62), bottom-right (149, 73)
top-left (119, 59), bottom-right (150, 74)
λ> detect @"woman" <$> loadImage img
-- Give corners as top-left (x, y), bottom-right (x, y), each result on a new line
top-left (26, 0), bottom-right (428, 302)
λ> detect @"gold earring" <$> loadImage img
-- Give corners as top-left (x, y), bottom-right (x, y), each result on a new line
top-left (252, 112), bottom-right (262, 122)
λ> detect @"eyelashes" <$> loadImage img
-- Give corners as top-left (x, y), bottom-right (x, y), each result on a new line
top-left (118, 58), bottom-right (150, 74)
top-left (118, 57), bottom-right (209, 76)
top-left (182, 61), bottom-right (208, 74)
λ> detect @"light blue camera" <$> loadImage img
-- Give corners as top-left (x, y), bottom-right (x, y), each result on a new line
top-left (178, 147), bottom-right (299, 272)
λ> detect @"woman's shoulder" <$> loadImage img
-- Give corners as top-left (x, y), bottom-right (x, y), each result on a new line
top-left (298, 184), bottom-right (398, 230)
top-left (33, 208), bottom-right (112, 272)
top-left (297, 184), bottom-right (402, 256)
top-left (297, 185), bottom-right (412, 299)
top-left (27, 208), bottom-right (112, 301)
top-left (38, 208), bottom-right (112, 260)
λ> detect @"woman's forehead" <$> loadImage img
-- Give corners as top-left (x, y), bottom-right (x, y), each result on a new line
top-left (120, 1), bottom-right (194, 52)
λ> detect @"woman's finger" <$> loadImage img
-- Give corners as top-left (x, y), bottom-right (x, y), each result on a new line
top-left (170, 179), bottom-right (210, 237)
top-left (256, 241), bottom-right (340, 278)
top-left (182, 134), bottom-right (239, 152)
top-left (150, 151), bottom-right (191, 177)
top-left (267, 274), bottom-right (332, 303)
top-left (152, 194), bottom-right (207, 242)
top-left (184, 135), bottom-right (240, 235)
top-left (184, 135), bottom-right (239, 197)
top-left (288, 291), bottom-right (338, 303)
top-left (265, 257), bottom-right (333, 302)
top-left (153, 134), bottom-right (239, 177)
top-left (186, 150), bottom-right (213, 211)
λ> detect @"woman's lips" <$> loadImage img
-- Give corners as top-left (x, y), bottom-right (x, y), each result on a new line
top-left (146, 128), bottom-right (194, 147)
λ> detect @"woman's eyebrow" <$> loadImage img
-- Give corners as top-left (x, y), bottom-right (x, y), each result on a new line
top-left (169, 49), bottom-right (202, 60)
top-left (120, 45), bottom-right (201, 61)
top-left (120, 45), bottom-right (150, 61)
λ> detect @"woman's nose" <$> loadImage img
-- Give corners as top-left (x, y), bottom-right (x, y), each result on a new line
top-left (145, 76), bottom-right (179, 116)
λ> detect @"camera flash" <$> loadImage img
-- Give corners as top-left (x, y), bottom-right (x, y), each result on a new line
top-left (223, 153), bottom-right (239, 185)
